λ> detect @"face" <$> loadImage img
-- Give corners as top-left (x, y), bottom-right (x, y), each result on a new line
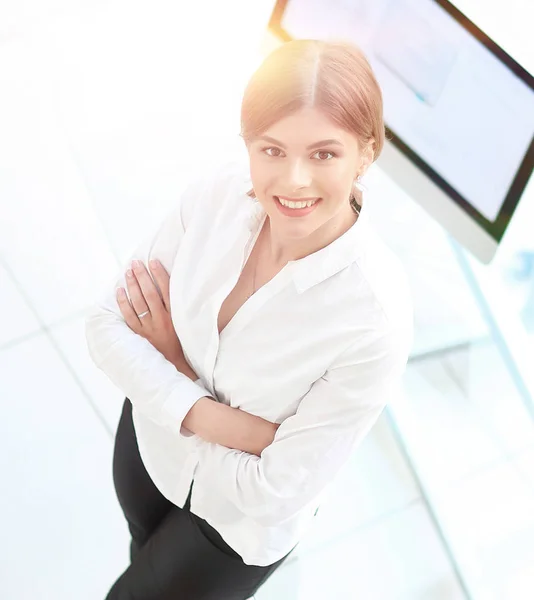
top-left (246, 106), bottom-right (370, 239)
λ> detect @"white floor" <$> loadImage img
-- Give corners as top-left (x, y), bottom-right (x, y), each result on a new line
top-left (2, 1), bottom-right (534, 599)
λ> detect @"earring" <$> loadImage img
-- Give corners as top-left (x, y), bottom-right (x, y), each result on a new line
top-left (353, 174), bottom-right (366, 192)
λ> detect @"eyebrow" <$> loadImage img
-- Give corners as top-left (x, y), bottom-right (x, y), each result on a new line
top-left (257, 135), bottom-right (344, 150)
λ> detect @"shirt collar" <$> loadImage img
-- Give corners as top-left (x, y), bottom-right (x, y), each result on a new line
top-left (237, 166), bottom-right (370, 294)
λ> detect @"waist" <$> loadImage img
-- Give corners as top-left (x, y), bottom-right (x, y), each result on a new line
top-left (186, 480), bottom-right (243, 560)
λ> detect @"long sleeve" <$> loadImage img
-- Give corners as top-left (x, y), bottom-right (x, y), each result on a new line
top-left (195, 320), bottom-right (413, 526)
top-left (84, 173), bottom-right (215, 437)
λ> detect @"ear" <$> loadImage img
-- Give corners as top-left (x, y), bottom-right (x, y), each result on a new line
top-left (358, 138), bottom-right (376, 177)
top-left (367, 137), bottom-right (376, 159)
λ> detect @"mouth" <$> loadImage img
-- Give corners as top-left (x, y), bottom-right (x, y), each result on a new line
top-left (273, 195), bottom-right (322, 216)
top-left (277, 196), bottom-right (320, 203)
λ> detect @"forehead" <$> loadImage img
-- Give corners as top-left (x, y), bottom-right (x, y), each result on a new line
top-left (261, 107), bottom-right (357, 148)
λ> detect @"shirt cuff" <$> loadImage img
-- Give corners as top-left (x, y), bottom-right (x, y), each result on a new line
top-left (160, 377), bottom-right (213, 438)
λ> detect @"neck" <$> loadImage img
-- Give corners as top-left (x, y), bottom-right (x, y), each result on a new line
top-left (264, 206), bottom-right (359, 266)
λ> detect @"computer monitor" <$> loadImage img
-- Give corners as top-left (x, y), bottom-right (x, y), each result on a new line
top-left (263, 0), bottom-right (534, 264)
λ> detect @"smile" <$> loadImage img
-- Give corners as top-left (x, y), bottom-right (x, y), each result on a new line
top-left (274, 195), bottom-right (322, 216)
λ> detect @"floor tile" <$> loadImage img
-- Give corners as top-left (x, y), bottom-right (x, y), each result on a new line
top-left (0, 70), bottom-right (119, 327)
top-left (0, 0), bottom-right (110, 46)
top-left (390, 345), bottom-right (534, 490)
top-left (429, 455), bottom-right (534, 600)
top-left (442, 339), bottom-right (534, 453)
top-left (0, 333), bottom-right (129, 599)
top-left (0, 261), bottom-right (41, 347)
top-left (511, 444), bottom-right (534, 488)
top-left (48, 310), bottom-right (124, 436)
top-left (256, 500), bottom-right (466, 600)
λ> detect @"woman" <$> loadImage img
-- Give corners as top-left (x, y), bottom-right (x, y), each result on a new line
top-left (85, 38), bottom-right (413, 599)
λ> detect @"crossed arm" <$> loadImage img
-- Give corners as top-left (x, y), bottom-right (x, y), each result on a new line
top-left (110, 253), bottom-right (280, 458)
top-left (174, 355), bottom-right (280, 458)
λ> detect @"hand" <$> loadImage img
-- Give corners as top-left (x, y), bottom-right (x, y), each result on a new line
top-left (116, 258), bottom-right (184, 366)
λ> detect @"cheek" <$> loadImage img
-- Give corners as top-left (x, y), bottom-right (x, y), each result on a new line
top-left (248, 157), bottom-right (264, 181)
top-left (322, 172), bottom-right (350, 198)
top-left (248, 161), bottom-right (276, 194)
top-left (333, 166), bottom-right (355, 193)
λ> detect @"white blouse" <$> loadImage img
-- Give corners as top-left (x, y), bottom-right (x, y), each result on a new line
top-left (85, 160), bottom-right (413, 566)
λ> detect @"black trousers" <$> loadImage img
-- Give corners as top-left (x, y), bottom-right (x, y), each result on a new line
top-left (106, 397), bottom-right (295, 599)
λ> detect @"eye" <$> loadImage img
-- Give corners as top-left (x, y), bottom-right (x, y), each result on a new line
top-left (312, 150), bottom-right (336, 161)
top-left (262, 147), bottom-right (284, 157)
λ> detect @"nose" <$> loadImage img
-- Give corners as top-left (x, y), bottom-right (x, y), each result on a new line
top-left (285, 158), bottom-right (312, 192)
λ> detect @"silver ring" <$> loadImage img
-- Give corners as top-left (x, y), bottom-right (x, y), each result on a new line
top-left (137, 310), bottom-right (150, 318)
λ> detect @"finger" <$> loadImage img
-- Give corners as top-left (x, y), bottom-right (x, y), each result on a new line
top-left (125, 266), bottom-right (150, 317)
top-left (116, 287), bottom-right (141, 330)
top-left (131, 260), bottom-right (162, 314)
top-left (149, 259), bottom-right (171, 312)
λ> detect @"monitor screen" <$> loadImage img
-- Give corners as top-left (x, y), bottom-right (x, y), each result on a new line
top-left (267, 0), bottom-right (534, 248)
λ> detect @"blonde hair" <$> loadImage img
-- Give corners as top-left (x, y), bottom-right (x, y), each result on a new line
top-left (240, 39), bottom-right (386, 210)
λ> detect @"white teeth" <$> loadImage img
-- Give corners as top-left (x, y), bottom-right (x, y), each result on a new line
top-left (277, 197), bottom-right (319, 209)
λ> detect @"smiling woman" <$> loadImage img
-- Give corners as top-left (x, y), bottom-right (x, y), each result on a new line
top-left (88, 37), bottom-right (413, 600)
top-left (239, 39), bottom-right (386, 265)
